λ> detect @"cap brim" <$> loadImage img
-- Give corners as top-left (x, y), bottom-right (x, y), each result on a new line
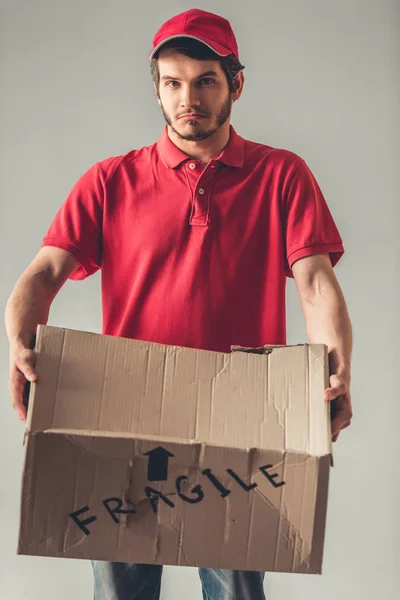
top-left (149, 34), bottom-right (232, 60)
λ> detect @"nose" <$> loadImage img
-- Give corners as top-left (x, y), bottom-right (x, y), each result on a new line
top-left (179, 83), bottom-right (201, 111)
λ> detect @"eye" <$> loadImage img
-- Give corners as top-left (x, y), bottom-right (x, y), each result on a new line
top-left (165, 78), bottom-right (215, 88)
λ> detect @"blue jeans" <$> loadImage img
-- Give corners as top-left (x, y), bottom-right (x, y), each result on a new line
top-left (92, 561), bottom-right (266, 600)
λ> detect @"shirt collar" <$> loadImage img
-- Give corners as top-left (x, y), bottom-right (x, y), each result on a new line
top-left (156, 124), bottom-right (245, 169)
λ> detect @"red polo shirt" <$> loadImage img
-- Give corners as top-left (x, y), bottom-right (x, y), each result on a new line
top-left (42, 125), bottom-right (344, 352)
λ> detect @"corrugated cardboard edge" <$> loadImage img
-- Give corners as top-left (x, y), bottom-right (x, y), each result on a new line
top-left (17, 434), bottom-right (35, 555)
top-left (26, 324), bottom-right (67, 433)
top-left (27, 429), bottom-right (328, 458)
top-left (309, 454), bottom-right (331, 573)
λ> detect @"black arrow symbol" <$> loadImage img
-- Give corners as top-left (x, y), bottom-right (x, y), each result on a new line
top-left (144, 447), bottom-right (175, 482)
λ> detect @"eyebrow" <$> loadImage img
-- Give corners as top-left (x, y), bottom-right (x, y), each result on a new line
top-left (160, 70), bottom-right (220, 81)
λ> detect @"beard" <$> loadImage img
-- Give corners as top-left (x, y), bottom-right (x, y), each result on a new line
top-left (159, 94), bottom-right (233, 142)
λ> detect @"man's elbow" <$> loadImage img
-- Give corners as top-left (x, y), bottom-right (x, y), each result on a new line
top-left (292, 254), bottom-right (344, 307)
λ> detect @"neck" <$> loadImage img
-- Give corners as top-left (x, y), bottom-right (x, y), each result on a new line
top-left (167, 122), bottom-right (231, 166)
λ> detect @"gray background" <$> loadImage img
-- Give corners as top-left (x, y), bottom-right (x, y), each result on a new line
top-left (1, 0), bottom-right (399, 598)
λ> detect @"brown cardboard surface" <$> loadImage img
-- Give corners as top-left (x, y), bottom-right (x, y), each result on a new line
top-left (18, 325), bottom-right (331, 573)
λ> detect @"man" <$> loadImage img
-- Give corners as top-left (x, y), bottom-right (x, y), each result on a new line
top-left (5, 8), bottom-right (353, 600)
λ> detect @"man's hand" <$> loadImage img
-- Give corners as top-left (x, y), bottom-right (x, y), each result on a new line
top-left (324, 373), bottom-right (352, 442)
top-left (9, 343), bottom-right (38, 422)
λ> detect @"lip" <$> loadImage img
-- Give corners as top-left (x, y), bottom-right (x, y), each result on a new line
top-left (179, 114), bottom-right (207, 120)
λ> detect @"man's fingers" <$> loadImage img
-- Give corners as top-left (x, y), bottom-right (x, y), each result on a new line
top-left (9, 360), bottom-right (35, 422)
top-left (16, 406), bottom-right (27, 422)
top-left (332, 419), bottom-right (351, 442)
top-left (16, 351), bottom-right (38, 382)
top-left (10, 381), bottom-right (28, 422)
top-left (331, 418), bottom-right (352, 442)
top-left (324, 383), bottom-right (346, 401)
top-left (24, 371), bottom-right (37, 383)
top-left (331, 415), bottom-right (352, 438)
top-left (325, 373), bottom-right (352, 443)
top-left (9, 346), bottom-right (37, 422)
top-left (324, 373), bottom-right (349, 402)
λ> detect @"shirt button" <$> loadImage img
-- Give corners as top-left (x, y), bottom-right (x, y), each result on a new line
top-left (198, 188), bottom-right (205, 195)
top-left (189, 163), bottom-right (196, 169)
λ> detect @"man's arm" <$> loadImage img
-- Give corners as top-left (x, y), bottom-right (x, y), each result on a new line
top-left (292, 253), bottom-right (353, 442)
top-left (5, 246), bottom-right (79, 421)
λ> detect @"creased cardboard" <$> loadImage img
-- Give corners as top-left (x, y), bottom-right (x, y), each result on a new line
top-left (18, 325), bottom-right (331, 573)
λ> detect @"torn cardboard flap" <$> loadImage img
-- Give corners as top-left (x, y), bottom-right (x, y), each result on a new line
top-left (19, 325), bottom-right (332, 574)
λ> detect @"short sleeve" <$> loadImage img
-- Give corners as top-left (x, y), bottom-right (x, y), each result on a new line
top-left (41, 163), bottom-right (104, 280)
top-left (283, 158), bottom-right (344, 278)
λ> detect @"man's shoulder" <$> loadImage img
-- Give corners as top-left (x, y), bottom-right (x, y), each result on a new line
top-left (95, 140), bottom-right (157, 181)
top-left (242, 134), bottom-right (305, 170)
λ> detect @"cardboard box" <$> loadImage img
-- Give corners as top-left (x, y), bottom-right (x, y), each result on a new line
top-left (18, 325), bottom-right (332, 574)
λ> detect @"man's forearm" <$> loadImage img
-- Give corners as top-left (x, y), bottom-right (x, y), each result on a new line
top-left (300, 279), bottom-right (352, 380)
top-left (5, 272), bottom-right (53, 350)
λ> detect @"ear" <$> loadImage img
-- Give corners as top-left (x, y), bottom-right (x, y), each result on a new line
top-left (232, 71), bottom-right (245, 102)
top-left (154, 83), bottom-right (161, 104)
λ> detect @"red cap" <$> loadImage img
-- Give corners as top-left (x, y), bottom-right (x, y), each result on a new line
top-left (149, 8), bottom-right (239, 60)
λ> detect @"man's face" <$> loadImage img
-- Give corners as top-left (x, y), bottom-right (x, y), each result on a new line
top-left (155, 49), bottom-right (234, 142)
